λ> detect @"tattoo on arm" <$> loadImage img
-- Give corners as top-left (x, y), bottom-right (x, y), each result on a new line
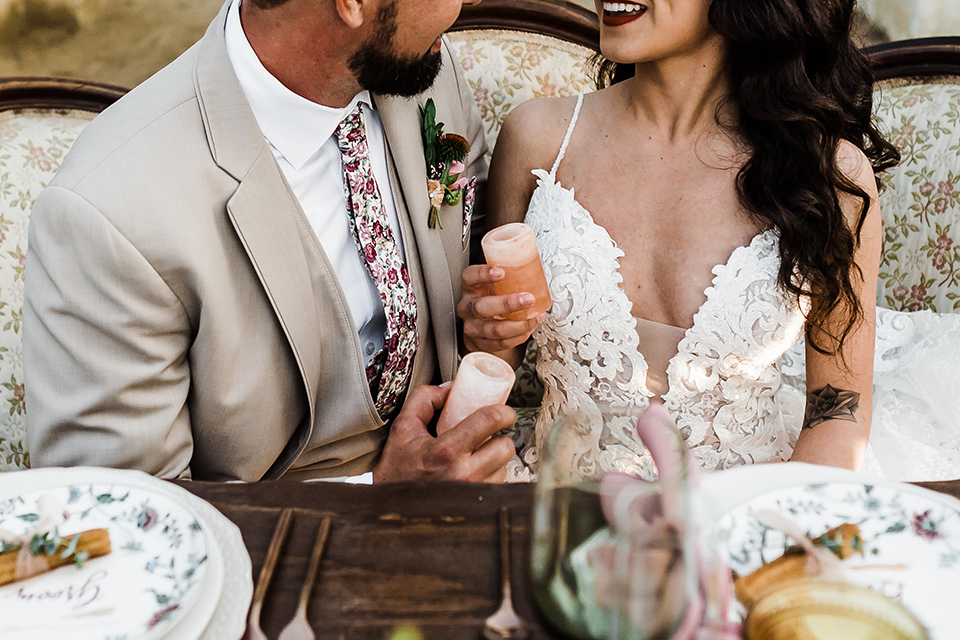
top-left (803, 384), bottom-right (861, 430)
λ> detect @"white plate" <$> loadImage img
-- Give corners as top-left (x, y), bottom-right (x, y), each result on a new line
top-left (0, 481), bottom-right (212, 640)
top-left (0, 467), bottom-right (250, 640)
top-left (710, 480), bottom-right (960, 639)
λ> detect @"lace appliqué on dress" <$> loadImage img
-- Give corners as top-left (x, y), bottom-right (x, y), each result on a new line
top-left (511, 170), bottom-right (807, 482)
top-left (665, 230), bottom-right (807, 473)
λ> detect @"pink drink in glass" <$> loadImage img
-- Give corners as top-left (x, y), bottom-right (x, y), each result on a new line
top-left (436, 352), bottom-right (516, 435)
top-left (481, 222), bottom-right (552, 321)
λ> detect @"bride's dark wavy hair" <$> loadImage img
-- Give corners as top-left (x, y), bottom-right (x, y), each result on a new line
top-left (593, 0), bottom-right (900, 356)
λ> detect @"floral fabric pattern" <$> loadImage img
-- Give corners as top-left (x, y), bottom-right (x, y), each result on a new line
top-left (335, 106), bottom-right (419, 420)
top-left (447, 29), bottom-right (596, 163)
top-left (874, 79), bottom-right (960, 312)
top-left (0, 108), bottom-right (95, 471)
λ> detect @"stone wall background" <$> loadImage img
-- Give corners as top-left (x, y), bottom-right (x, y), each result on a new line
top-left (0, 0), bottom-right (220, 87)
top-left (0, 0), bottom-right (957, 89)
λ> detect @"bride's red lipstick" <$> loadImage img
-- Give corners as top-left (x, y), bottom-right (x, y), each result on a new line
top-left (602, 5), bottom-right (647, 27)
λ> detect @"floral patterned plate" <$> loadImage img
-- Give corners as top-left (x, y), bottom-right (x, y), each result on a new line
top-left (0, 482), bottom-right (213, 640)
top-left (711, 481), bottom-right (960, 639)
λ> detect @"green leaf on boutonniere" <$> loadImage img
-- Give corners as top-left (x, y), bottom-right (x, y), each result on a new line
top-left (420, 99), bottom-right (441, 170)
top-left (421, 98), bottom-right (471, 229)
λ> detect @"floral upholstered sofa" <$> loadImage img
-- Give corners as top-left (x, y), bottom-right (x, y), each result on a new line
top-left (2, 32), bottom-right (959, 472)
top-left (874, 78), bottom-right (960, 312)
top-left (0, 106), bottom-right (101, 470)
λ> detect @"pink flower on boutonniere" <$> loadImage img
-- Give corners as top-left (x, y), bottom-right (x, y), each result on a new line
top-left (449, 162), bottom-right (469, 192)
top-left (420, 99), bottom-right (471, 229)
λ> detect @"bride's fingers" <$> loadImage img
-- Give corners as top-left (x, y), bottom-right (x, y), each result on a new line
top-left (461, 264), bottom-right (504, 289)
top-left (463, 333), bottom-right (527, 354)
top-left (461, 291), bottom-right (535, 321)
top-left (466, 313), bottom-right (540, 340)
top-left (462, 317), bottom-right (541, 352)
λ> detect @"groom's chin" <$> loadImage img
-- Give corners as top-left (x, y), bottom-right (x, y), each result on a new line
top-left (387, 51), bottom-right (445, 98)
top-left (352, 49), bottom-right (444, 98)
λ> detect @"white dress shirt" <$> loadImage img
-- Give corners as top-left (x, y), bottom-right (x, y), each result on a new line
top-left (225, 0), bottom-right (406, 368)
top-left (226, 0), bottom-right (412, 484)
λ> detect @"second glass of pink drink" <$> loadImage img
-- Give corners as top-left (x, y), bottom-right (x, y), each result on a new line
top-left (481, 222), bottom-right (552, 321)
top-left (436, 351), bottom-right (516, 435)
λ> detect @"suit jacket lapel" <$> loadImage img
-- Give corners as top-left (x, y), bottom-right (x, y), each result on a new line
top-left (376, 95), bottom-right (459, 381)
top-left (193, 1), bottom-right (322, 425)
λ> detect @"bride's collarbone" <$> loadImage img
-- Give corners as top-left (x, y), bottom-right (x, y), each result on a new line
top-left (557, 148), bottom-right (740, 216)
top-left (564, 171), bottom-right (745, 234)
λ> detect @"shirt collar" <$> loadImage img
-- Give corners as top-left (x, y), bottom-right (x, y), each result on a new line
top-left (224, 0), bottom-right (374, 170)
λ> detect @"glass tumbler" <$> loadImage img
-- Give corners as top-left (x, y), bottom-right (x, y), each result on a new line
top-left (481, 222), bottom-right (552, 321)
top-left (435, 351), bottom-right (516, 435)
top-left (529, 404), bottom-right (697, 640)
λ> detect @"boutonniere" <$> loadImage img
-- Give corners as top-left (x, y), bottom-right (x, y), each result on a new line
top-left (421, 98), bottom-right (470, 229)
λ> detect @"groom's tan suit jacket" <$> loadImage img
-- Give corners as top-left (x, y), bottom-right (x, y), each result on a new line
top-left (23, 2), bottom-right (487, 481)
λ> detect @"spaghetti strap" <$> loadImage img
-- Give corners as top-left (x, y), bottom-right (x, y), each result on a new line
top-left (549, 92), bottom-right (585, 178)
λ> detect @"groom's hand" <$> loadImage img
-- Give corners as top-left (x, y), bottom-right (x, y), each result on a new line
top-left (372, 385), bottom-right (515, 483)
top-left (459, 264), bottom-right (544, 353)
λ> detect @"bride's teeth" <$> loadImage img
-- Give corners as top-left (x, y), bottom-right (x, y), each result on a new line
top-left (603, 2), bottom-right (645, 14)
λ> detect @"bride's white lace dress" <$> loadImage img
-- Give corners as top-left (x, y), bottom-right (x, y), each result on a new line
top-left (505, 93), bottom-right (960, 483)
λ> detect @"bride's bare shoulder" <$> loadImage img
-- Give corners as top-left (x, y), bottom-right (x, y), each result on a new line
top-left (487, 95), bottom-right (585, 224)
top-left (495, 95), bottom-right (584, 171)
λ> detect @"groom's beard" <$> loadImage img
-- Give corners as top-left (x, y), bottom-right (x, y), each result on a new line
top-left (348, 1), bottom-right (444, 97)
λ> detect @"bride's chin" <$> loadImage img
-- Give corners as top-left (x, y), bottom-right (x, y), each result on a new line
top-left (598, 42), bottom-right (645, 66)
top-left (599, 52), bottom-right (642, 70)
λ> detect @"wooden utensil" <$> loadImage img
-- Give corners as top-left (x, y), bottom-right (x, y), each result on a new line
top-left (277, 516), bottom-right (333, 640)
top-left (483, 507), bottom-right (531, 640)
top-left (244, 508), bottom-right (295, 640)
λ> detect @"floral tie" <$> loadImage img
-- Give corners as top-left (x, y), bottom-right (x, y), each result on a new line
top-left (335, 105), bottom-right (419, 419)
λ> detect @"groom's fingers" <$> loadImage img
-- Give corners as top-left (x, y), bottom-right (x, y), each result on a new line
top-left (438, 404), bottom-right (516, 453)
top-left (391, 385), bottom-right (450, 436)
top-left (471, 436), bottom-right (514, 482)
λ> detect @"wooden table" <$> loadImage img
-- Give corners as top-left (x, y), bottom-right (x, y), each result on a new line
top-left (180, 479), bottom-right (960, 640)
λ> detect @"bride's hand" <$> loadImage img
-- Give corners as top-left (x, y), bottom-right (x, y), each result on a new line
top-left (458, 264), bottom-right (545, 354)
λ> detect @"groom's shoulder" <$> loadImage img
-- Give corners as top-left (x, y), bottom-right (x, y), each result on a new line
top-left (53, 44), bottom-right (205, 190)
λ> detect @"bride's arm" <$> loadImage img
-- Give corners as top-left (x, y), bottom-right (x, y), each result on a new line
top-left (790, 142), bottom-right (882, 470)
top-left (458, 100), bottom-right (561, 367)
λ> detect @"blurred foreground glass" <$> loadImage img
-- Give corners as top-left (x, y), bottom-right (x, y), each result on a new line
top-left (529, 405), bottom-right (697, 640)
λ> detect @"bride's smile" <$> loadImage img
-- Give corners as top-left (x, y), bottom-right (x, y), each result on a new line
top-left (601, 2), bottom-right (648, 27)
top-left (596, 0), bottom-right (721, 66)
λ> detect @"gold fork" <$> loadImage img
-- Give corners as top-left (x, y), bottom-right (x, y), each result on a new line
top-left (482, 507), bottom-right (531, 640)
top-left (244, 508), bottom-right (295, 640)
top-left (277, 516), bottom-right (333, 640)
